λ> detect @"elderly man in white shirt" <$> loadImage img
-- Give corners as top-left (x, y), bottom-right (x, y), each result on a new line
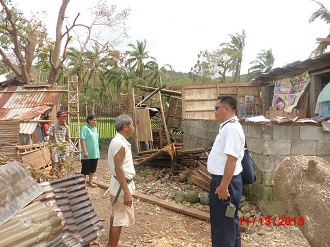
top-left (107, 114), bottom-right (135, 247)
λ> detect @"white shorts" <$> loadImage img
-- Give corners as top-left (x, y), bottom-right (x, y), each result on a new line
top-left (53, 153), bottom-right (69, 163)
top-left (110, 195), bottom-right (135, 227)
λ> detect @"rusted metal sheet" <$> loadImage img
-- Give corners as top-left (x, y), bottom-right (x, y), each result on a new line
top-left (0, 165), bottom-right (105, 246)
top-left (0, 161), bottom-right (45, 226)
top-left (44, 175), bottom-right (105, 245)
top-left (0, 85), bottom-right (66, 110)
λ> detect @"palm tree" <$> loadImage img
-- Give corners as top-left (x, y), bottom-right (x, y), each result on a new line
top-left (125, 39), bottom-right (155, 79)
top-left (220, 29), bottom-right (246, 82)
top-left (66, 47), bottom-right (84, 82)
top-left (105, 66), bottom-right (139, 92)
top-left (248, 49), bottom-right (275, 81)
top-left (144, 61), bottom-right (172, 87)
top-left (309, 0), bottom-right (330, 56)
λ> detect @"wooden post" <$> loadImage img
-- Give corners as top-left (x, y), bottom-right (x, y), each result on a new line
top-left (157, 91), bottom-right (171, 145)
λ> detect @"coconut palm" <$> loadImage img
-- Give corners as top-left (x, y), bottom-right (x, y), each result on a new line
top-left (248, 49), bottom-right (275, 81)
top-left (309, 0), bottom-right (330, 56)
top-left (125, 39), bottom-right (155, 79)
top-left (66, 47), bottom-right (84, 82)
top-left (105, 66), bottom-right (139, 92)
top-left (220, 29), bottom-right (246, 82)
top-left (144, 61), bottom-right (172, 87)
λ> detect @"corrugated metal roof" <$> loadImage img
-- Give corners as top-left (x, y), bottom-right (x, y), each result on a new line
top-left (0, 84), bottom-right (66, 133)
top-left (0, 162), bottom-right (105, 247)
top-left (0, 85), bottom-right (66, 110)
top-left (0, 161), bottom-right (45, 226)
top-left (256, 52), bottom-right (330, 82)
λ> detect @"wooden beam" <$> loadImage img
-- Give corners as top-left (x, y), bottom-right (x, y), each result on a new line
top-left (137, 85), bottom-right (182, 96)
top-left (135, 191), bottom-right (210, 221)
top-left (157, 91), bottom-right (171, 145)
top-left (309, 67), bottom-right (330, 76)
top-left (316, 38), bottom-right (330, 44)
top-left (92, 179), bottom-right (210, 221)
top-left (136, 85), bottom-right (166, 107)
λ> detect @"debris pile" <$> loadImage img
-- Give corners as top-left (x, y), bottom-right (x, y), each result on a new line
top-left (134, 143), bottom-right (211, 192)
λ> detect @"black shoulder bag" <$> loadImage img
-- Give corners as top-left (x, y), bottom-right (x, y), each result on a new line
top-left (241, 141), bottom-right (257, 184)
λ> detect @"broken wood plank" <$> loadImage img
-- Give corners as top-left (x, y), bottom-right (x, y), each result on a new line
top-left (187, 174), bottom-right (210, 192)
top-left (137, 144), bottom-right (175, 166)
top-left (196, 162), bottom-right (212, 180)
top-left (136, 85), bottom-right (166, 107)
top-left (137, 85), bottom-right (182, 97)
top-left (157, 91), bottom-right (171, 145)
top-left (93, 179), bottom-right (210, 221)
top-left (134, 191), bottom-right (210, 221)
top-left (177, 147), bottom-right (208, 156)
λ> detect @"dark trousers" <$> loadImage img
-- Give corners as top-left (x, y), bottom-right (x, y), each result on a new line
top-left (209, 174), bottom-right (243, 247)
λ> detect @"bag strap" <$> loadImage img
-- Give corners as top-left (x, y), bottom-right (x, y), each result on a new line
top-left (222, 119), bottom-right (247, 148)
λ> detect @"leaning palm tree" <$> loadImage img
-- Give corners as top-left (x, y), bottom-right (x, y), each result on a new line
top-left (248, 49), bottom-right (275, 81)
top-left (144, 61), bottom-right (172, 87)
top-left (309, 0), bottom-right (330, 56)
top-left (125, 39), bottom-right (155, 79)
top-left (220, 29), bottom-right (246, 82)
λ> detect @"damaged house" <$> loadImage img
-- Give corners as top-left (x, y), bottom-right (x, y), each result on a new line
top-left (0, 84), bottom-right (66, 168)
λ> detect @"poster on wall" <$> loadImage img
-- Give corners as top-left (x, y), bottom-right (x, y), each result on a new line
top-left (272, 71), bottom-right (310, 113)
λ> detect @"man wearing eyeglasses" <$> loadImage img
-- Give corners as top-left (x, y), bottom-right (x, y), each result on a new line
top-left (207, 95), bottom-right (245, 247)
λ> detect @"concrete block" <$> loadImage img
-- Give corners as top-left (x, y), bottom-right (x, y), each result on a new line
top-left (291, 140), bottom-right (317, 155)
top-left (300, 126), bottom-right (324, 140)
top-left (247, 138), bottom-right (264, 154)
top-left (262, 186), bottom-right (274, 203)
top-left (253, 153), bottom-right (272, 170)
top-left (258, 200), bottom-right (287, 217)
top-left (317, 141), bottom-right (330, 155)
top-left (263, 140), bottom-right (291, 155)
top-left (273, 125), bottom-right (300, 140)
top-left (263, 171), bottom-right (275, 186)
top-left (322, 132), bottom-right (330, 140)
top-left (255, 168), bottom-right (263, 183)
top-left (250, 124), bottom-right (268, 138)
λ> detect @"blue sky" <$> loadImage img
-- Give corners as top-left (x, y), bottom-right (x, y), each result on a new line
top-left (11, 0), bottom-right (330, 74)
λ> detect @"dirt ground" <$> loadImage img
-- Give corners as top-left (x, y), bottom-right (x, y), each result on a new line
top-left (76, 149), bottom-right (310, 247)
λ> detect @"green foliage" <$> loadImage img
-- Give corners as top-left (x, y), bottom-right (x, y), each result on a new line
top-left (309, 0), bottom-right (330, 56)
top-left (186, 177), bottom-right (194, 185)
top-left (248, 49), bottom-right (275, 81)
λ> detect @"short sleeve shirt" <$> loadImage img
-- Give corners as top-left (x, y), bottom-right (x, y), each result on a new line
top-left (49, 123), bottom-right (69, 144)
top-left (80, 125), bottom-right (100, 159)
top-left (108, 133), bottom-right (136, 196)
top-left (207, 117), bottom-right (245, 176)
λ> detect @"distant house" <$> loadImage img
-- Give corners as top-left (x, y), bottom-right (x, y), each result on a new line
top-left (0, 84), bottom-right (66, 167)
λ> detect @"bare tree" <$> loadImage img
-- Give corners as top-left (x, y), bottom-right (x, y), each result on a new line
top-left (0, 0), bottom-right (130, 84)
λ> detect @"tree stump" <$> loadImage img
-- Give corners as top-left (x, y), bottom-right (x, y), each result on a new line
top-left (273, 155), bottom-right (330, 247)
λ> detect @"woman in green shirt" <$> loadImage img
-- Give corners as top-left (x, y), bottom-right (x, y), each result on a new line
top-left (80, 114), bottom-right (100, 187)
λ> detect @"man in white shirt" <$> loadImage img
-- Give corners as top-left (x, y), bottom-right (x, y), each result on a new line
top-left (107, 114), bottom-right (135, 247)
top-left (207, 96), bottom-right (245, 247)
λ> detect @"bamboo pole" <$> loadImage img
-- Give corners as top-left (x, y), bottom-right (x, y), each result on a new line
top-left (157, 91), bottom-right (171, 145)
